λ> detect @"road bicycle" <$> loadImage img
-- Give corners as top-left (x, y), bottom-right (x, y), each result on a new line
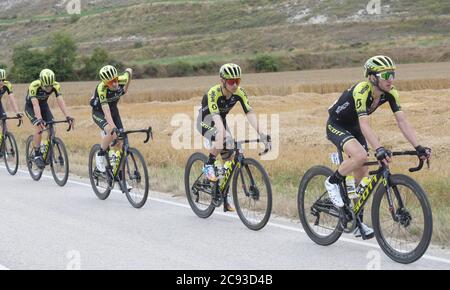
top-left (298, 150), bottom-right (433, 264)
top-left (185, 139), bottom-right (272, 230)
top-left (0, 115), bottom-right (22, 175)
top-left (25, 119), bottom-right (73, 186)
top-left (88, 127), bottom-right (152, 208)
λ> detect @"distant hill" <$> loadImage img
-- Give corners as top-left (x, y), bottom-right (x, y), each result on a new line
top-left (1, 0), bottom-right (450, 74)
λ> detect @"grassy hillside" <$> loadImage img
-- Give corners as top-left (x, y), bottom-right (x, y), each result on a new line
top-left (1, 0), bottom-right (450, 73)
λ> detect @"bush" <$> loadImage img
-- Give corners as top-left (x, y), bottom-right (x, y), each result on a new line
top-left (252, 55), bottom-right (279, 72)
top-left (166, 61), bottom-right (194, 77)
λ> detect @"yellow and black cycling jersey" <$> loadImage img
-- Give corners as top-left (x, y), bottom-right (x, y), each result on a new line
top-left (0, 81), bottom-right (13, 100)
top-left (25, 80), bottom-right (61, 105)
top-left (200, 84), bottom-right (252, 120)
top-left (328, 81), bottom-right (401, 127)
top-left (90, 73), bottom-right (129, 110)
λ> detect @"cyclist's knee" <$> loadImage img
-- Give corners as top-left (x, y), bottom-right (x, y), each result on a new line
top-left (352, 150), bottom-right (368, 165)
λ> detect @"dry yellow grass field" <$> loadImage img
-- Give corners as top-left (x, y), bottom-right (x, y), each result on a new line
top-left (3, 64), bottom-right (450, 245)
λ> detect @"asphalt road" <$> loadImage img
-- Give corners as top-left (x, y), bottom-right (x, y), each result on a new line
top-left (0, 167), bottom-right (449, 270)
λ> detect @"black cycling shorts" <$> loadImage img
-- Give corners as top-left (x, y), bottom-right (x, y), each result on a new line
top-left (92, 106), bottom-right (124, 131)
top-left (326, 118), bottom-right (368, 152)
top-left (25, 102), bottom-right (54, 126)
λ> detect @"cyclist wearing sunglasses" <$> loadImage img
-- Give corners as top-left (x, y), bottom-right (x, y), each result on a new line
top-left (0, 69), bottom-right (23, 153)
top-left (90, 65), bottom-right (132, 172)
top-left (324, 55), bottom-right (431, 239)
top-left (197, 63), bottom-right (271, 210)
top-left (24, 69), bottom-right (74, 169)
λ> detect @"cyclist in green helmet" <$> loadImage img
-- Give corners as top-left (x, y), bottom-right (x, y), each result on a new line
top-left (24, 69), bottom-right (74, 169)
top-left (325, 55), bottom-right (431, 239)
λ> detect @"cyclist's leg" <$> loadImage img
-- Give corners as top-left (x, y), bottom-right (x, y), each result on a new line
top-left (110, 106), bottom-right (124, 151)
top-left (351, 130), bottom-right (369, 185)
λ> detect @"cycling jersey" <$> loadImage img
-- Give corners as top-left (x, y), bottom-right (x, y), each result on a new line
top-left (328, 81), bottom-right (401, 127)
top-left (197, 84), bottom-right (252, 141)
top-left (90, 73), bottom-right (129, 110)
top-left (25, 80), bottom-right (61, 105)
top-left (0, 81), bottom-right (13, 100)
top-left (0, 81), bottom-right (13, 119)
top-left (200, 84), bottom-right (252, 120)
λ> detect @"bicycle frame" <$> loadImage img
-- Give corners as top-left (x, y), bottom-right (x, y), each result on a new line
top-left (336, 150), bottom-right (426, 224)
top-left (0, 117), bottom-right (22, 150)
top-left (38, 120), bottom-right (72, 164)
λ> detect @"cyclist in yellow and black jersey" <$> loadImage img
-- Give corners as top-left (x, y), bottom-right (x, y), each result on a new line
top-left (90, 65), bottom-right (132, 173)
top-left (324, 55), bottom-right (432, 239)
top-left (0, 68), bottom-right (22, 121)
top-left (197, 63), bottom-right (271, 184)
top-left (0, 69), bottom-right (22, 158)
top-left (24, 69), bottom-right (74, 169)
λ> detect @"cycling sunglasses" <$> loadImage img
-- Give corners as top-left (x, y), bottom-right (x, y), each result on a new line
top-left (376, 71), bottom-right (395, 81)
top-left (105, 77), bottom-right (119, 87)
top-left (0, 79), bottom-right (5, 82)
top-left (225, 79), bottom-right (241, 86)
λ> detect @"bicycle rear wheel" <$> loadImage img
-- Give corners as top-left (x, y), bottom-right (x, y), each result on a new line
top-left (88, 144), bottom-right (111, 200)
top-left (232, 158), bottom-right (272, 231)
top-left (25, 135), bottom-right (43, 181)
top-left (298, 166), bottom-right (342, 245)
top-left (50, 137), bottom-right (69, 186)
top-left (184, 152), bottom-right (215, 218)
top-left (121, 147), bottom-right (149, 208)
top-left (3, 132), bottom-right (19, 175)
top-left (372, 174), bottom-right (433, 264)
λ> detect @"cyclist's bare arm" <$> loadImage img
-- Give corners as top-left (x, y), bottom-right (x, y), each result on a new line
top-left (31, 98), bottom-right (43, 121)
top-left (56, 96), bottom-right (71, 118)
top-left (7, 93), bottom-right (20, 114)
top-left (212, 114), bottom-right (225, 152)
top-left (246, 110), bottom-right (262, 134)
top-left (359, 116), bottom-right (382, 150)
top-left (101, 104), bottom-right (117, 131)
top-left (394, 111), bottom-right (420, 148)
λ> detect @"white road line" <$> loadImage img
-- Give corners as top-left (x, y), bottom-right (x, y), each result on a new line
top-left (3, 166), bottom-right (450, 266)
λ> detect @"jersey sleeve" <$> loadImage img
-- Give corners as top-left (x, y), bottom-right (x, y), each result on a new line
top-left (53, 82), bottom-right (62, 97)
top-left (28, 80), bottom-right (41, 100)
top-left (387, 87), bottom-right (402, 113)
top-left (97, 83), bottom-right (108, 106)
top-left (4, 81), bottom-right (13, 94)
top-left (207, 86), bottom-right (220, 115)
top-left (118, 72), bottom-right (129, 86)
top-left (237, 88), bottom-right (252, 114)
top-left (353, 82), bottom-right (370, 118)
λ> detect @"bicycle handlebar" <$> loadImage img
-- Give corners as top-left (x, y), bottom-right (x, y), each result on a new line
top-left (110, 127), bottom-right (153, 147)
top-left (38, 119), bottom-right (73, 134)
top-left (236, 139), bottom-right (272, 156)
top-left (3, 116), bottom-right (23, 127)
top-left (365, 150), bottom-right (429, 175)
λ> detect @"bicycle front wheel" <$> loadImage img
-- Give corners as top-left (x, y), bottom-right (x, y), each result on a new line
top-left (3, 132), bottom-right (19, 175)
top-left (88, 144), bottom-right (111, 200)
top-left (121, 147), bottom-right (149, 209)
top-left (372, 174), bottom-right (433, 264)
top-left (25, 135), bottom-right (43, 181)
top-left (184, 152), bottom-right (215, 218)
top-left (298, 166), bottom-right (342, 246)
top-left (50, 137), bottom-right (69, 186)
top-left (232, 158), bottom-right (272, 231)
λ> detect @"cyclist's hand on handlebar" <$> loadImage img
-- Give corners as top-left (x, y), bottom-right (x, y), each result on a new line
top-left (259, 133), bottom-right (272, 151)
top-left (36, 119), bottom-right (46, 131)
top-left (375, 147), bottom-right (392, 165)
top-left (415, 145), bottom-right (431, 161)
top-left (66, 116), bottom-right (75, 129)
